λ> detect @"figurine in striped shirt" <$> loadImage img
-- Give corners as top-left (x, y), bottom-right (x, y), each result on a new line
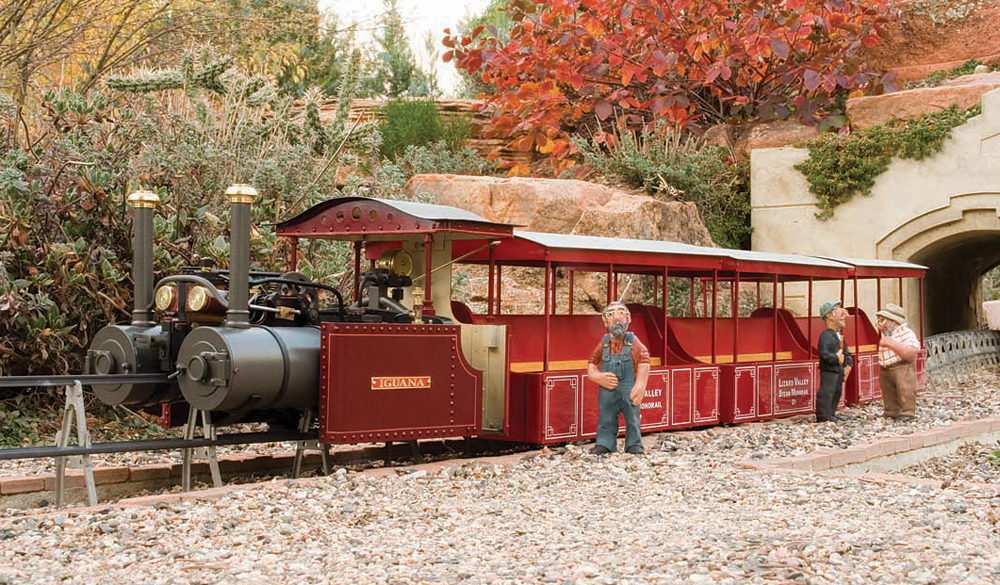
top-left (876, 303), bottom-right (921, 422)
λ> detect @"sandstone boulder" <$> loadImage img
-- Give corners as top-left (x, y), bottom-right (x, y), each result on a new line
top-left (703, 120), bottom-right (819, 161)
top-left (737, 121), bottom-right (819, 160)
top-left (846, 72), bottom-right (1000, 130)
top-left (404, 174), bottom-right (715, 246)
top-left (404, 174), bottom-right (717, 313)
top-left (573, 197), bottom-right (714, 246)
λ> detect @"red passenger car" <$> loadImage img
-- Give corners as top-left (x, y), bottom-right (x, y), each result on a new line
top-left (271, 196), bottom-right (926, 446)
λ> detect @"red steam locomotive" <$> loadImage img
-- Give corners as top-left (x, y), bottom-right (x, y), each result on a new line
top-left (85, 188), bottom-right (927, 447)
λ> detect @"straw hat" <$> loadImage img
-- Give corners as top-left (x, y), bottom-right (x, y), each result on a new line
top-left (876, 303), bottom-right (906, 324)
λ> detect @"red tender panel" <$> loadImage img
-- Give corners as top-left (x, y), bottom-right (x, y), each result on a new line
top-left (671, 368), bottom-right (694, 427)
top-left (640, 370), bottom-right (670, 429)
top-left (757, 365), bottom-right (773, 418)
top-left (319, 323), bottom-right (482, 444)
top-left (719, 366), bottom-right (758, 424)
top-left (694, 367), bottom-right (719, 423)
top-left (542, 375), bottom-right (579, 441)
top-left (502, 373), bottom-right (530, 442)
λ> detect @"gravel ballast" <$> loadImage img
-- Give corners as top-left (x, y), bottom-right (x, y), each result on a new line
top-left (0, 371), bottom-right (998, 584)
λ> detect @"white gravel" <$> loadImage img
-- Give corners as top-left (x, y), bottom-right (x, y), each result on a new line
top-left (0, 370), bottom-right (998, 584)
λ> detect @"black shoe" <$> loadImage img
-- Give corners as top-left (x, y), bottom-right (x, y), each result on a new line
top-left (815, 417), bottom-right (834, 423)
top-left (626, 446), bottom-right (645, 455)
top-left (590, 445), bottom-right (612, 455)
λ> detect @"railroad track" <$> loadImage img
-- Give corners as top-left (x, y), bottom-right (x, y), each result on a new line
top-left (0, 434), bottom-right (535, 510)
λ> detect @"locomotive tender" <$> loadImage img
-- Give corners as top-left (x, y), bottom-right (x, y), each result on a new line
top-left (85, 188), bottom-right (927, 447)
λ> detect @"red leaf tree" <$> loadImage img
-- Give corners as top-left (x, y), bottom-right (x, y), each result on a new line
top-left (444, 0), bottom-right (897, 171)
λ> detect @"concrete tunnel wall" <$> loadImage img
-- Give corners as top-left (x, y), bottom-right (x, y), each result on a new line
top-left (751, 89), bottom-right (1000, 335)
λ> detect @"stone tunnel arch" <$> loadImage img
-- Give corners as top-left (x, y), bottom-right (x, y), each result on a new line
top-left (877, 192), bottom-right (1000, 335)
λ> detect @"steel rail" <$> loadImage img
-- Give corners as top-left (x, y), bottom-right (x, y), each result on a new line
top-left (0, 373), bottom-right (171, 388)
top-left (0, 430), bottom-right (313, 461)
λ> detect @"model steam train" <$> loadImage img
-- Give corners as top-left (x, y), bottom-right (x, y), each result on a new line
top-left (81, 186), bottom-right (927, 446)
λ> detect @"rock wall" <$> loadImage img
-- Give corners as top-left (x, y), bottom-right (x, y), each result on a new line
top-left (847, 72), bottom-right (1000, 130)
top-left (864, 0), bottom-right (1000, 81)
top-left (404, 175), bottom-right (714, 246)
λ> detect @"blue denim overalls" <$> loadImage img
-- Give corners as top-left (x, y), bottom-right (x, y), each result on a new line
top-left (596, 333), bottom-right (643, 452)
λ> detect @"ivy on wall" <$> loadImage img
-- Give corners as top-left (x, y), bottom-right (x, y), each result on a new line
top-left (795, 105), bottom-right (982, 219)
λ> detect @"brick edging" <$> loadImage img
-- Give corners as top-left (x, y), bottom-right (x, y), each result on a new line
top-left (740, 416), bottom-right (1000, 474)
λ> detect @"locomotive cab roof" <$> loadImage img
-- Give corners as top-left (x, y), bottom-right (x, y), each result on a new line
top-left (275, 196), bottom-right (516, 241)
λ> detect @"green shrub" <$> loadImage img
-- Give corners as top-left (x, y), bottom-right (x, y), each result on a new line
top-left (573, 126), bottom-right (751, 249)
top-left (442, 115), bottom-right (472, 153)
top-left (0, 51), bottom-right (376, 379)
top-left (377, 99), bottom-right (450, 160)
top-left (394, 140), bottom-right (499, 177)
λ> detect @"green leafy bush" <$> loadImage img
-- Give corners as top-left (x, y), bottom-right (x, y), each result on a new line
top-left (573, 126), bottom-right (751, 249)
top-left (796, 105), bottom-right (981, 219)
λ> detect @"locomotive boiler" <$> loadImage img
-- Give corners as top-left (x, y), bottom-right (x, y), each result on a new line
top-left (85, 190), bottom-right (179, 408)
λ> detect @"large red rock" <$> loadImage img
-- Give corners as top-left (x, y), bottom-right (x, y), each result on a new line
top-left (404, 174), bottom-right (715, 246)
top-left (847, 72), bottom-right (1000, 130)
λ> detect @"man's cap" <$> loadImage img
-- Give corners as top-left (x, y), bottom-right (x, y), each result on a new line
top-left (819, 300), bottom-right (842, 319)
top-left (876, 303), bottom-right (906, 324)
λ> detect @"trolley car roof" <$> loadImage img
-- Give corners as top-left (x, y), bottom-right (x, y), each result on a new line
top-left (809, 255), bottom-right (927, 278)
top-left (451, 231), bottom-right (858, 279)
top-left (276, 197), bottom-right (925, 280)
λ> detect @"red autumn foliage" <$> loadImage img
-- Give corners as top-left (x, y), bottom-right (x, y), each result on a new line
top-left (443, 0), bottom-right (898, 173)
